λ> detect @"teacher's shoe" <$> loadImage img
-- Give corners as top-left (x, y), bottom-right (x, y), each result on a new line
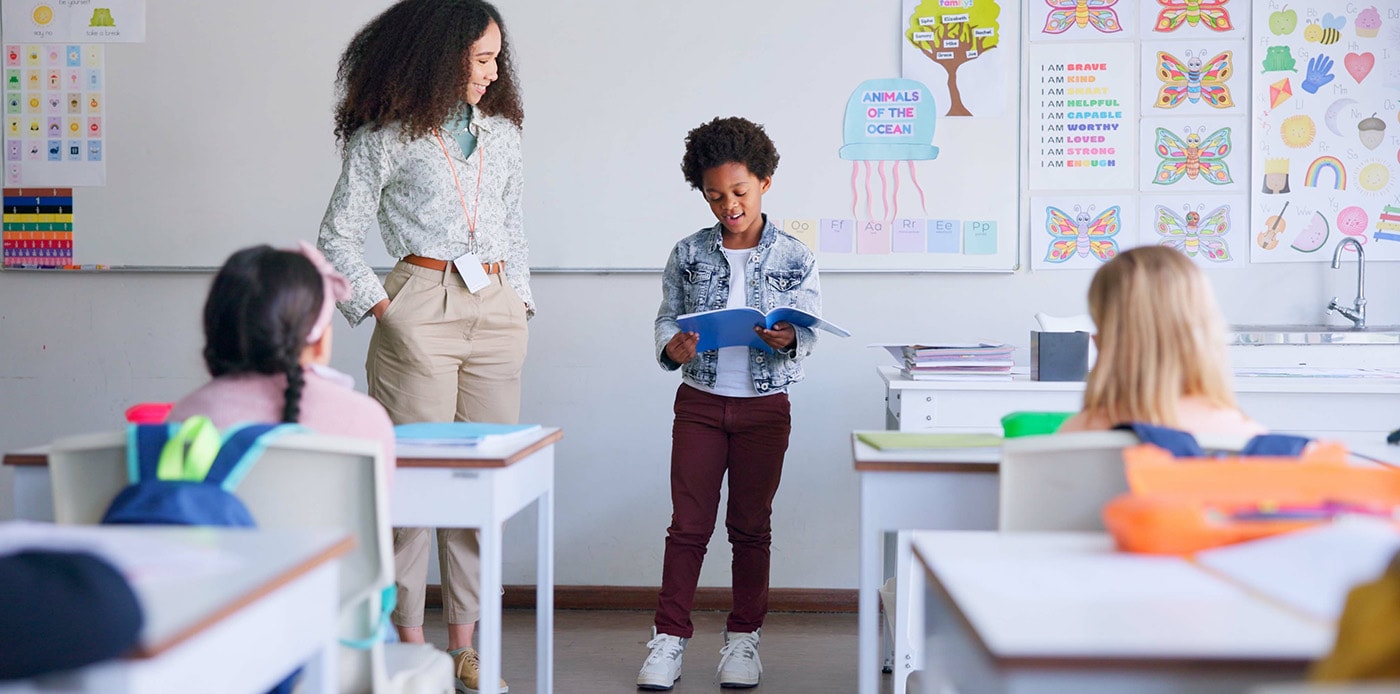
top-left (717, 629), bottom-right (762, 688)
top-left (452, 648), bottom-right (508, 694)
top-left (636, 627), bottom-right (687, 690)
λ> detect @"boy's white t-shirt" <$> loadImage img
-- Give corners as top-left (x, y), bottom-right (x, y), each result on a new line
top-left (686, 247), bottom-right (763, 398)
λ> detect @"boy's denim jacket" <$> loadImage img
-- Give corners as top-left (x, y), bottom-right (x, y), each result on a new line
top-left (654, 217), bottom-right (822, 393)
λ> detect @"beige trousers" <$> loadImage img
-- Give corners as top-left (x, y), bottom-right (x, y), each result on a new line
top-left (368, 261), bottom-right (528, 627)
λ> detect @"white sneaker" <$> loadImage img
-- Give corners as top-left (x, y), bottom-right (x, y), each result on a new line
top-left (637, 627), bottom-right (687, 690)
top-left (717, 629), bottom-right (762, 688)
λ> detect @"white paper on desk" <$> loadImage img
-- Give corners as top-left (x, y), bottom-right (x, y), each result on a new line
top-left (1195, 518), bottom-right (1400, 622)
top-left (0, 520), bottom-right (242, 585)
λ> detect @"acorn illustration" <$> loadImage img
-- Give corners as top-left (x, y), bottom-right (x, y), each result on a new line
top-left (1359, 113), bottom-right (1386, 150)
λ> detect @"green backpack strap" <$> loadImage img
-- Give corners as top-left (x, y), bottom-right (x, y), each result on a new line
top-left (157, 416), bottom-right (222, 482)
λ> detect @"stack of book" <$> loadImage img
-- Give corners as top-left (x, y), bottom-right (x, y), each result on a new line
top-left (885, 343), bottom-right (1015, 381)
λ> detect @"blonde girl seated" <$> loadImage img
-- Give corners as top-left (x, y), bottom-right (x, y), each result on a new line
top-left (1058, 246), bottom-right (1265, 438)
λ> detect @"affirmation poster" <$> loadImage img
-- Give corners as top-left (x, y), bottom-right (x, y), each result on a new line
top-left (1250, 1), bottom-right (1400, 262)
top-left (2, 1), bottom-right (146, 44)
top-left (1028, 41), bottom-right (1137, 190)
top-left (3, 43), bottom-right (105, 187)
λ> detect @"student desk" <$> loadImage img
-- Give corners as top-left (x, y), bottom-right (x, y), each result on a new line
top-left (0, 525), bottom-right (352, 694)
top-left (879, 366), bottom-right (1400, 439)
top-left (911, 531), bottom-right (1330, 694)
top-left (3, 426), bottom-right (562, 694)
top-left (393, 427), bottom-right (562, 694)
top-left (852, 432), bottom-right (999, 694)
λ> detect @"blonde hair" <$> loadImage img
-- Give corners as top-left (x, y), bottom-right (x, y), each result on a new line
top-left (1081, 246), bottom-right (1236, 427)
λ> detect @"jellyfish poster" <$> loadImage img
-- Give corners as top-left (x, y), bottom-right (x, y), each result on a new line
top-left (1030, 194), bottom-right (1141, 270)
top-left (1137, 193), bottom-right (1248, 267)
top-left (901, 0), bottom-right (1009, 118)
top-left (1249, 0), bottom-right (1400, 263)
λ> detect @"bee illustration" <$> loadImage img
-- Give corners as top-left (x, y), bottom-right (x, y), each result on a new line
top-left (1044, 204), bottom-right (1121, 262)
top-left (1043, 0), bottom-right (1123, 34)
top-left (1304, 13), bottom-right (1344, 44)
top-left (1156, 204), bottom-right (1232, 260)
top-left (1153, 126), bottom-right (1234, 185)
top-left (1156, 49), bottom-right (1234, 108)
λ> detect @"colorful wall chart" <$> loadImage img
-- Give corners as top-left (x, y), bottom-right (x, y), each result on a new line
top-left (1034, 0), bottom-right (1138, 40)
top-left (902, 0), bottom-right (1010, 117)
top-left (3, 186), bottom-right (72, 267)
top-left (1139, 115), bottom-right (1249, 192)
top-left (1029, 42), bottom-right (1137, 190)
top-left (1250, 1), bottom-right (1400, 262)
top-left (1137, 0), bottom-right (1251, 39)
top-left (2, 1), bottom-right (146, 43)
top-left (4, 43), bottom-right (106, 187)
top-left (1139, 39), bottom-right (1248, 115)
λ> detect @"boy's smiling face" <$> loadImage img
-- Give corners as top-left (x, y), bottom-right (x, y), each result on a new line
top-left (702, 161), bottom-right (771, 245)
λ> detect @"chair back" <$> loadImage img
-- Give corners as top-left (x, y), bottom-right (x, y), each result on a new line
top-left (48, 429), bottom-right (395, 691)
top-left (998, 430), bottom-right (1249, 531)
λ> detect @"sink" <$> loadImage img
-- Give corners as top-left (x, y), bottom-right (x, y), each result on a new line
top-left (1229, 325), bottom-right (1400, 346)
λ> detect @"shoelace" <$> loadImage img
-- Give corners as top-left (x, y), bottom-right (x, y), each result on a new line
top-left (716, 634), bottom-right (761, 676)
top-left (455, 649), bottom-right (480, 678)
top-left (645, 635), bottom-right (684, 664)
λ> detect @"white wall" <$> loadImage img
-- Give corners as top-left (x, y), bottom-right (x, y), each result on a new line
top-left (0, 262), bottom-right (1390, 587)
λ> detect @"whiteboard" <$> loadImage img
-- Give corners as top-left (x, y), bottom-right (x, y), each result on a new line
top-left (5, 0), bottom-right (1022, 271)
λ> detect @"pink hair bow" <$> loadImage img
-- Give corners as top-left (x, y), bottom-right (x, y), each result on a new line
top-left (295, 240), bottom-right (351, 343)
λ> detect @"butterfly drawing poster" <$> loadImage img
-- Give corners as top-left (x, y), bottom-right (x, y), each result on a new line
top-left (1032, 0), bottom-right (1138, 41)
top-left (1138, 193), bottom-right (1247, 267)
top-left (1139, 40), bottom-right (1247, 115)
top-left (1140, 0), bottom-right (1250, 39)
top-left (1031, 195), bottom-right (1141, 270)
top-left (1139, 116), bottom-right (1248, 193)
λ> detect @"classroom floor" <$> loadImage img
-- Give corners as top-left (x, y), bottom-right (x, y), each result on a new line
top-left (421, 608), bottom-right (892, 694)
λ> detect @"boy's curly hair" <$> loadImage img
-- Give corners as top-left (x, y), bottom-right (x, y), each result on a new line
top-left (680, 117), bottom-right (780, 190)
top-left (333, 0), bottom-right (524, 148)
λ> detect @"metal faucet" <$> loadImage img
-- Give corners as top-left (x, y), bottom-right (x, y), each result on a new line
top-left (1327, 237), bottom-right (1366, 329)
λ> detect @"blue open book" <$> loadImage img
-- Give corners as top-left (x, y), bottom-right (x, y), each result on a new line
top-left (676, 306), bottom-right (851, 353)
top-left (393, 422), bottom-right (542, 447)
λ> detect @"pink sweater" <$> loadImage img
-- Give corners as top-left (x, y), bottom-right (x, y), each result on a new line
top-left (168, 369), bottom-right (396, 477)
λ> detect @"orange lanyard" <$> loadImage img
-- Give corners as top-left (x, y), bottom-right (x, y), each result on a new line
top-left (434, 129), bottom-right (485, 243)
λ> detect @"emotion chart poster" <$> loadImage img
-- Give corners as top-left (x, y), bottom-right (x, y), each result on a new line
top-left (1030, 194), bottom-right (1138, 270)
top-left (1136, 192), bottom-right (1249, 268)
top-left (3, 43), bottom-right (106, 186)
top-left (1250, 1), bottom-right (1400, 263)
top-left (1, 1), bottom-right (146, 44)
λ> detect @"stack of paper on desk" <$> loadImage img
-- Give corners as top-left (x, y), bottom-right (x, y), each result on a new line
top-left (394, 422), bottom-right (542, 447)
top-left (872, 343), bottom-right (1015, 381)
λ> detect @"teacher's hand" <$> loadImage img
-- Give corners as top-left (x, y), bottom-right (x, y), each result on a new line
top-left (665, 331), bottom-right (699, 364)
top-left (370, 299), bottom-right (390, 320)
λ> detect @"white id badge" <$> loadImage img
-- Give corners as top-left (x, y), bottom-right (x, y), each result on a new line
top-left (453, 252), bottom-right (491, 293)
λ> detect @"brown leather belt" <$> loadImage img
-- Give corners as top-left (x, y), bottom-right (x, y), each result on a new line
top-left (402, 254), bottom-right (505, 275)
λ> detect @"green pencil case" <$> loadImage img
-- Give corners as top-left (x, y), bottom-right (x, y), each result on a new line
top-left (1000, 411), bottom-right (1074, 438)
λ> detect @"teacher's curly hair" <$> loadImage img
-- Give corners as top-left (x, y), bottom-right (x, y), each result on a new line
top-left (333, 0), bottom-right (524, 148)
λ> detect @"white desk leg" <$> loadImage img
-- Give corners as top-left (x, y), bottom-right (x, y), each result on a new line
top-left (858, 479), bottom-right (882, 694)
top-left (894, 530), bottom-right (926, 694)
top-left (479, 522), bottom-right (503, 694)
top-left (536, 490), bottom-right (554, 693)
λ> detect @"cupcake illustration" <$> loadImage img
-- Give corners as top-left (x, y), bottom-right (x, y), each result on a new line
top-left (1355, 6), bottom-right (1381, 38)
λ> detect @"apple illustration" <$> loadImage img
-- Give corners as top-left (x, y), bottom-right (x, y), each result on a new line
top-left (1358, 113), bottom-right (1386, 150)
top-left (1270, 5), bottom-right (1298, 35)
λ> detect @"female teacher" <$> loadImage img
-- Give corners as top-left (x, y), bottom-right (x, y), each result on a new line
top-left (317, 0), bottom-right (529, 691)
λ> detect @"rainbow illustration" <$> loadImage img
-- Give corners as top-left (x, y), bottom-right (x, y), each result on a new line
top-left (1303, 156), bottom-right (1346, 190)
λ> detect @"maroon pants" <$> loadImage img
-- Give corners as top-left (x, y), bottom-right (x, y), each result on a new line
top-left (653, 383), bottom-right (792, 638)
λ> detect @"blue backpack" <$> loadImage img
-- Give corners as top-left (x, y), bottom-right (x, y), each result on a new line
top-left (102, 416), bottom-right (297, 527)
top-left (1114, 422), bottom-right (1311, 458)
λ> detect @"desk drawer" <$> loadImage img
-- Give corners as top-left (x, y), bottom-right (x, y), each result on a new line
top-left (893, 390), bottom-right (1082, 431)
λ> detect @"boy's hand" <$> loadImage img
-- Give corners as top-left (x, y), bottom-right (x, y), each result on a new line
top-left (665, 331), bottom-right (700, 364)
top-left (756, 322), bottom-right (796, 351)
